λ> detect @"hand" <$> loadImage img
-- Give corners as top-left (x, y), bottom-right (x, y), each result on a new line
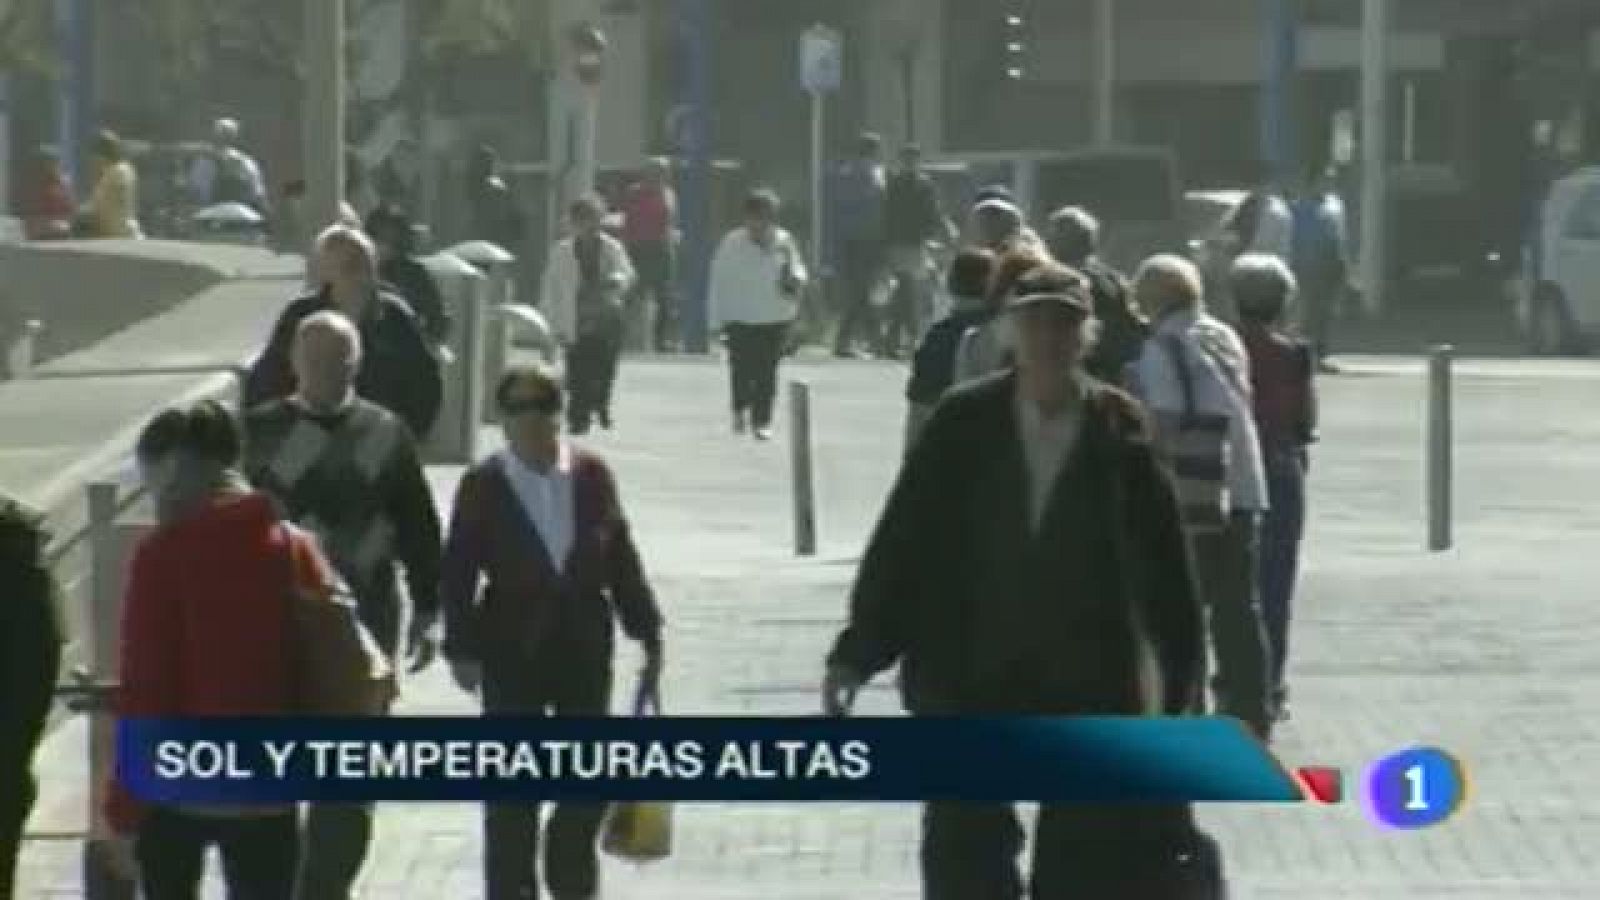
top-left (405, 626), bottom-right (439, 674)
top-left (636, 644), bottom-right (664, 712)
top-left (449, 660), bottom-right (482, 695)
top-left (822, 663), bottom-right (865, 717)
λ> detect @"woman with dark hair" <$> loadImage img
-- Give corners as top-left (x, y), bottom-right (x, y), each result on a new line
top-left (709, 188), bottom-right (807, 440)
top-left (1231, 253), bottom-right (1317, 723)
top-left (540, 194), bottom-right (635, 434)
top-left (951, 246), bottom-right (1051, 384)
top-left (106, 400), bottom-right (335, 898)
top-left (80, 130), bottom-right (142, 238)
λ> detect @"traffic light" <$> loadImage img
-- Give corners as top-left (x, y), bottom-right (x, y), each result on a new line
top-left (1003, 8), bottom-right (1026, 80)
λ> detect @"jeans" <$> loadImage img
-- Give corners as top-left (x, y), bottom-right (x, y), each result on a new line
top-left (482, 655), bottom-right (614, 900)
top-left (725, 321), bottom-right (789, 429)
top-left (566, 314), bottom-right (623, 432)
top-left (136, 809), bottom-right (298, 900)
top-left (833, 239), bottom-right (885, 355)
top-left (1260, 449), bottom-right (1308, 708)
top-left (1188, 512), bottom-right (1272, 730)
top-left (921, 803), bottom-right (1221, 899)
top-left (627, 241), bottom-right (677, 350)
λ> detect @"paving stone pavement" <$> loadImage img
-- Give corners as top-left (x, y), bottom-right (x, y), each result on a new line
top-left (18, 353), bottom-right (1600, 898)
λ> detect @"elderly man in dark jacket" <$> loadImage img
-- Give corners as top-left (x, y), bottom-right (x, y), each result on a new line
top-left (1, 497), bottom-right (62, 899)
top-left (1046, 205), bottom-right (1149, 386)
top-left (245, 224), bottom-right (442, 441)
top-left (825, 263), bottom-right (1219, 899)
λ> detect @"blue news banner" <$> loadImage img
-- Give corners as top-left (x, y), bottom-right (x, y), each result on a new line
top-left (118, 717), bottom-right (1307, 805)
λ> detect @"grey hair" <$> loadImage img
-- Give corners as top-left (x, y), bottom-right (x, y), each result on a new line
top-left (294, 309), bottom-right (364, 362)
top-left (1133, 253), bottom-right (1205, 314)
top-left (1230, 253), bottom-right (1298, 322)
top-left (314, 224), bottom-right (379, 282)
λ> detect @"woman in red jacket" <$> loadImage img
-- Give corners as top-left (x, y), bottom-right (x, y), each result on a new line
top-left (20, 148), bottom-right (74, 241)
top-left (107, 400), bottom-right (334, 899)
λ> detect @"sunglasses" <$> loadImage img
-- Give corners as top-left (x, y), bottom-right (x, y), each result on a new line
top-left (501, 394), bottom-right (563, 416)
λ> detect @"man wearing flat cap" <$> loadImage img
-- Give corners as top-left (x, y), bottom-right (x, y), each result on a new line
top-left (824, 263), bottom-right (1222, 897)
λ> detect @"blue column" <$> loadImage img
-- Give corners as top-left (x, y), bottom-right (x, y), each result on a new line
top-left (1262, 0), bottom-right (1298, 180)
top-left (54, 0), bottom-right (94, 192)
top-left (677, 0), bottom-right (713, 353)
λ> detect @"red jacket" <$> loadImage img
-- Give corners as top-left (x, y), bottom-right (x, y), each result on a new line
top-left (621, 183), bottom-right (673, 245)
top-left (107, 492), bottom-right (332, 832)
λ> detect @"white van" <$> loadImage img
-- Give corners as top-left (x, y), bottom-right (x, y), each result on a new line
top-left (1520, 166), bottom-right (1600, 355)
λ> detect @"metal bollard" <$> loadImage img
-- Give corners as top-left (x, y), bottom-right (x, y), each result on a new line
top-left (83, 482), bottom-right (136, 900)
top-left (1427, 345), bottom-right (1453, 552)
top-left (789, 381), bottom-right (817, 556)
top-left (6, 319), bottom-right (42, 379)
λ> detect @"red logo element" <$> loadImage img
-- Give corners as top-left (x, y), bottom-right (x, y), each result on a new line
top-left (1295, 766), bottom-right (1343, 804)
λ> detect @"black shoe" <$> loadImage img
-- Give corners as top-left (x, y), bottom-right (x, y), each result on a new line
top-left (753, 426), bottom-right (773, 442)
top-left (598, 409), bottom-right (613, 430)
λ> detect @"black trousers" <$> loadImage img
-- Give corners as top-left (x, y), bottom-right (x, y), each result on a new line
top-left (567, 318), bottom-right (623, 432)
top-left (0, 773), bottom-right (32, 900)
top-left (628, 241), bottom-right (677, 350)
top-left (833, 239), bottom-right (885, 355)
top-left (1190, 512), bottom-right (1272, 731)
top-left (135, 809), bottom-right (299, 900)
top-left (725, 321), bottom-right (789, 429)
top-left (482, 653), bottom-right (614, 900)
top-left (921, 803), bottom-right (1220, 899)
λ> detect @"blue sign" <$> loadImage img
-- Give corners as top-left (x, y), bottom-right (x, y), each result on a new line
top-left (800, 26), bottom-right (842, 94)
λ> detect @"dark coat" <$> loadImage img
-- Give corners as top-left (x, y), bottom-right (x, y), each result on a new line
top-left (440, 450), bottom-right (662, 674)
top-left (0, 500), bottom-right (60, 784)
top-left (244, 288), bottom-right (443, 440)
top-left (379, 255), bottom-right (450, 345)
top-left (828, 373), bottom-right (1203, 715)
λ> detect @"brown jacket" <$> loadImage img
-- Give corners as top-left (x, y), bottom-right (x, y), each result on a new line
top-left (440, 449), bottom-right (661, 669)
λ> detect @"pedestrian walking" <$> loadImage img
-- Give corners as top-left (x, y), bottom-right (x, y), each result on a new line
top-left (1044, 206), bottom-right (1149, 385)
top-left (540, 195), bottom-right (636, 434)
top-left (374, 138), bottom-right (422, 213)
top-left (830, 132), bottom-right (889, 359)
top-left (246, 224), bottom-right (443, 440)
top-left (243, 310), bottom-right (443, 900)
top-left (710, 188), bottom-right (808, 441)
top-left (950, 246), bottom-right (1050, 385)
top-left (882, 144), bottom-right (953, 357)
top-left (190, 117), bottom-right (268, 214)
top-left (621, 157), bottom-right (680, 351)
top-left (1290, 164), bottom-right (1350, 373)
top-left (77, 130), bottom-right (141, 239)
top-left (1, 497), bottom-right (61, 900)
top-left (442, 364), bottom-right (665, 900)
top-left (1129, 254), bottom-right (1274, 738)
top-left (826, 262), bottom-right (1220, 899)
top-left (1224, 162), bottom-right (1293, 263)
top-left (1231, 255), bottom-right (1318, 722)
top-left (903, 246), bottom-right (997, 451)
top-left (367, 204), bottom-right (451, 346)
top-left (106, 401), bottom-right (324, 899)
top-left (964, 185), bottom-right (1045, 255)
top-left (464, 145), bottom-right (526, 252)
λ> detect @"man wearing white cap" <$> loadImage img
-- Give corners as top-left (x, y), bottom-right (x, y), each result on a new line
top-left (191, 117), bottom-right (268, 213)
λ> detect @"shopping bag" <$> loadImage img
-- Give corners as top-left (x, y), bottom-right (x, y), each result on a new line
top-left (602, 681), bottom-right (671, 862)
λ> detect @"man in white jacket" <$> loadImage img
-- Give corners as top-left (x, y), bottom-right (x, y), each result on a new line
top-left (540, 195), bottom-right (635, 434)
top-left (709, 188), bottom-right (807, 441)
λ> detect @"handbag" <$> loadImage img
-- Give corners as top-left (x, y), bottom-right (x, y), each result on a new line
top-left (278, 524), bottom-right (396, 716)
top-left (601, 683), bottom-right (672, 863)
top-left (1153, 336), bottom-right (1232, 534)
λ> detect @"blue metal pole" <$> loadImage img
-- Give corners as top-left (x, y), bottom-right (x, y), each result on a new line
top-left (54, 0), bottom-right (93, 192)
top-left (1262, 0), bottom-right (1298, 180)
top-left (677, 0), bottom-right (713, 353)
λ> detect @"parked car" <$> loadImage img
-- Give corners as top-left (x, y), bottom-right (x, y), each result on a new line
top-left (1516, 165), bottom-right (1600, 355)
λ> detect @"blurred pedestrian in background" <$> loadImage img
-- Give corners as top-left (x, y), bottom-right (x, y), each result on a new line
top-left (1, 496), bottom-right (61, 900)
top-left (78, 130), bottom-right (141, 239)
top-left (882, 144), bottom-right (953, 358)
top-left (245, 311), bottom-right (443, 900)
top-left (1044, 206), bottom-right (1149, 385)
top-left (464, 145), bottom-right (527, 252)
top-left (442, 364), bottom-right (664, 900)
top-left (1290, 163), bottom-right (1350, 373)
top-left (190, 117), bottom-right (268, 214)
top-left (1129, 254), bottom-right (1273, 739)
top-left (622, 157), bottom-right (680, 352)
top-left (541, 195), bottom-right (635, 435)
top-left (903, 246), bottom-right (996, 451)
top-left (1231, 254), bottom-right (1318, 723)
top-left (247, 224), bottom-right (442, 440)
top-left (830, 132), bottom-right (889, 359)
top-left (710, 188), bottom-right (807, 441)
top-left (20, 148), bottom-right (74, 241)
top-left (951, 246), bottom-right (1050, 384)
top-left (367, 204), bottom-right (450, 346)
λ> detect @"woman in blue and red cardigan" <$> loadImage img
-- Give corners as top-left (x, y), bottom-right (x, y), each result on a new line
top-left (442, 363), bottom-right (664, 900)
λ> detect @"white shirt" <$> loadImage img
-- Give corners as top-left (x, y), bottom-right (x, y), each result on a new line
top-left (539, 232), bottom-right (636, 343)
top-left (709, 227), bottom-right (808, 329)
top-left (1015, 386), bottom-right (1085, 531)
top-left (499, 444), bottom-right (575, 572)
top-left (1130, 310), bottom-right (1269, 512)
